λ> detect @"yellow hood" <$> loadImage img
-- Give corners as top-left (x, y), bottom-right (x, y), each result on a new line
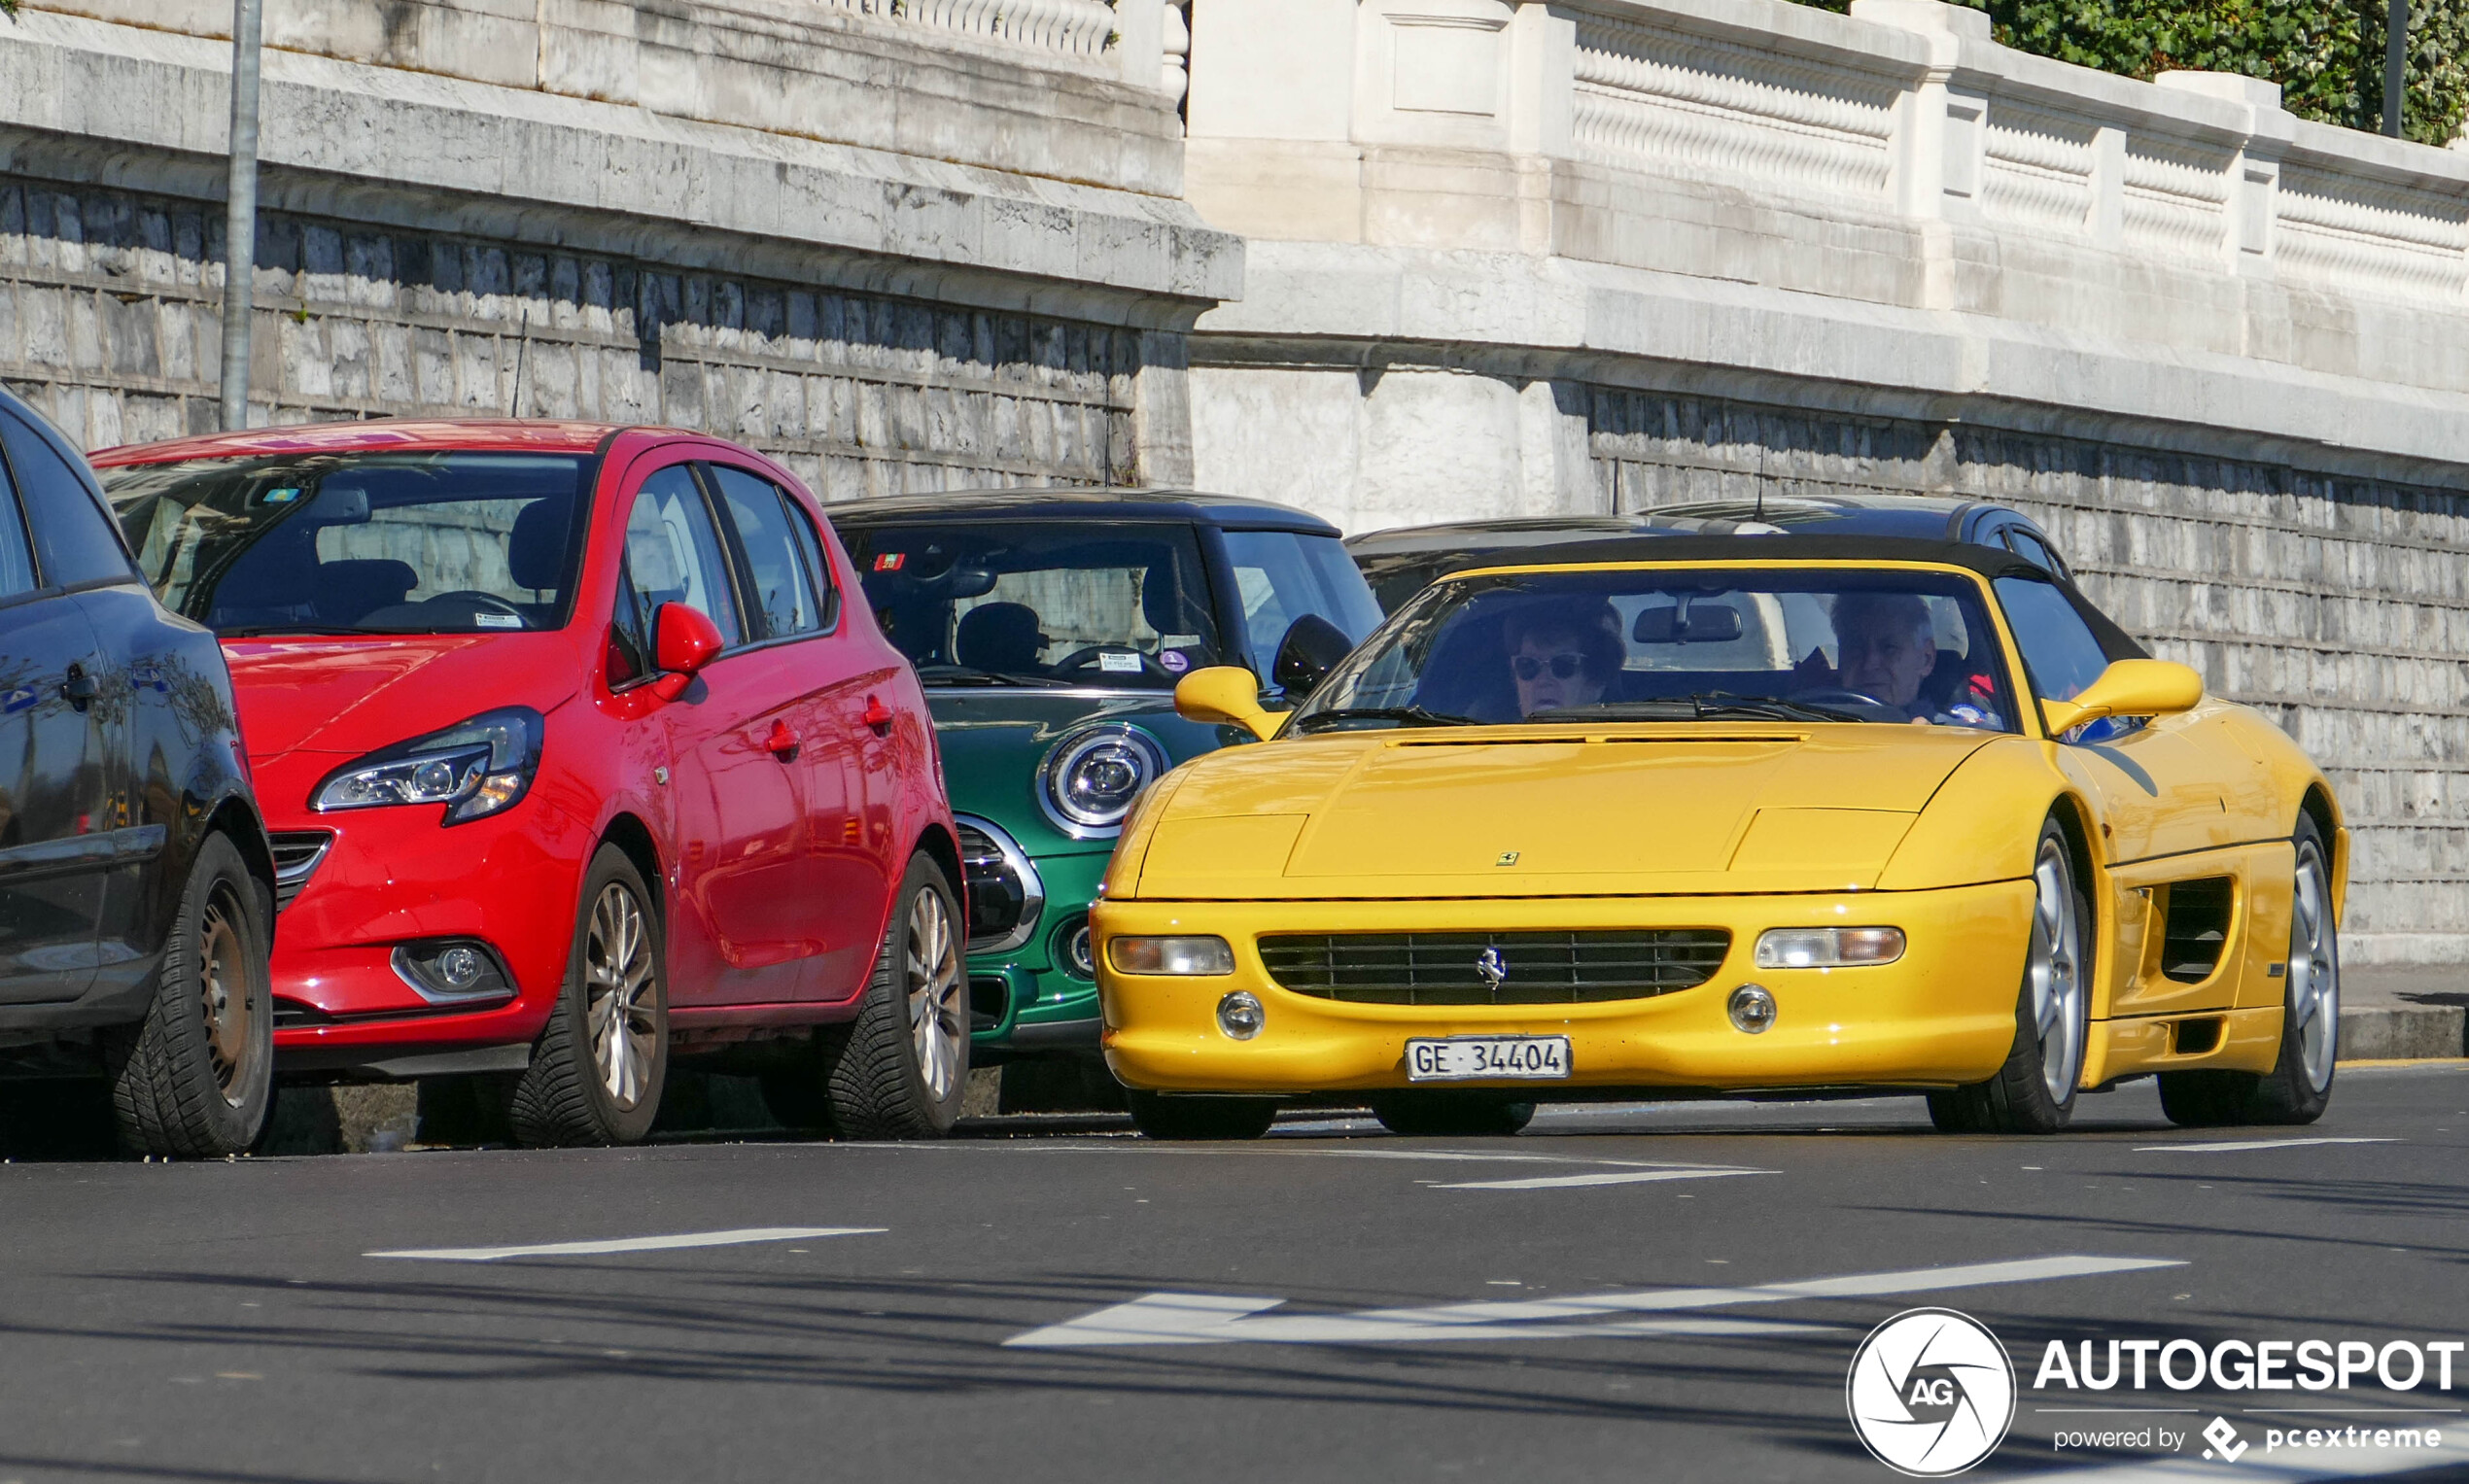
top-left (1126, 724), bottom-right (2002, 899)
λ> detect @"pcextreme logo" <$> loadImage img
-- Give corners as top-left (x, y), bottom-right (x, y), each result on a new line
top-left (1846, 1308), bottom-right (2017, 1476)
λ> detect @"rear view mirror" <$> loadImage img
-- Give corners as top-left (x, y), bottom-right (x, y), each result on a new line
top-left (1174, 666), bottom-right (1280, 742)
top-left (650, 602), bottom-right (724, 701)
top-left (1633, 604), bottom-right (1744, 643)
top-left (305, 486), bottom-right (370, 524)
top-left (2039, 659), bottom-right (2204, 737)
top-left (1271, 613), bottom-right (1352, 698)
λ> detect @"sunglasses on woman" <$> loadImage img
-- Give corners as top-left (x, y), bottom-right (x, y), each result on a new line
top-left (1513, 652), bottom-right (1589, 681)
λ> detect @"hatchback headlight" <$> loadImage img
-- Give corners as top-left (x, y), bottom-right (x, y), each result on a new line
top-left (314, 707), bottom-right (543, 825)
top-left (1037, 723), bottom-right (1166, 838)
top-left (1108, 935), bottom-right (1234, 976)
top-left (1753, 926), bottom-right (1905, 968)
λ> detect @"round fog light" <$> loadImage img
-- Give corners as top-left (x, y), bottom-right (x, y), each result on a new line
top-left (1727, 984), bottom-right (1777, 1035)
top-left (435, 945), bottom-right (485, 991)
top-left (1216, 991), bottom-right (1266, 1041)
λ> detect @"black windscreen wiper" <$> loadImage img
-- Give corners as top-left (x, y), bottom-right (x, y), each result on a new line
top-left (1548, 693), bottom-right (1868, 724)
top-left (914, 664), bottom-right (1070, 688)
top-left (1291, 706), bottom-right (1481, 733)
top-left (218, 624), bottom-right (406, 638)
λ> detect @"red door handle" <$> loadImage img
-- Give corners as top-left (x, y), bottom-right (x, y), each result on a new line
top-left (860, 696), bottom-right (894, 733)
top-left (764, 718), bottom-right (801, 758)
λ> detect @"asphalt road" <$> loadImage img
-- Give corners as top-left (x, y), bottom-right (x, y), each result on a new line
top-left (4, 1066), bottom-right (2469, 1484)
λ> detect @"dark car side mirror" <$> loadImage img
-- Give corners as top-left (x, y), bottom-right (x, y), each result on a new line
top-left (650, 602), bottom-right (724, 701)
top-left (1271, 613), bottom-right (1353, 698)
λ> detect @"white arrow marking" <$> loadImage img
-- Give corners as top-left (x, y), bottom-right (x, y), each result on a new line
top-left (2133, 1137), bottom-right (2397, 1154)
top-left (366, 1226), bottom-right (885, 1261)
top-left (1004, 1254), bottom-right (2183, 1348)
top-left (1435, 1167), bottom-right (1774, 1191)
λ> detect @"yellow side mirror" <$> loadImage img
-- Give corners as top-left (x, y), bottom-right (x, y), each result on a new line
top-left (1174, 666), bottom-right (1280, 742)
top-left (2039, 659), bottom-right (2204, 737)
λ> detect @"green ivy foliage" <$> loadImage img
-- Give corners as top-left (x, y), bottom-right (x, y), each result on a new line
top-left (1791, 0), bottom-right (2468, 146)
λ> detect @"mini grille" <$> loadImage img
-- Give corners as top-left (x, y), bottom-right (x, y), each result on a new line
top-left (1257, 930), bottom-right (1731, 1006)
top-left (268, 830), bottom-right (334, 912)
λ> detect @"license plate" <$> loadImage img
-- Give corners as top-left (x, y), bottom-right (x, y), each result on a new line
top-left (1405, 1036), bottom-right (1571, 1083)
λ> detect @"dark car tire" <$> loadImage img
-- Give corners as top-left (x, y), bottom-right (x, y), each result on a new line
top-left (1126, 1089), bottom-right (1278, 1141)
top-left (1928, 817), bottom-right (2090, 1136)
top-left (1371, 1091), bottom-right (1535, 1137)
top-left (105, 831), bottom-right (274, 1158)
top-left (818, 851), bottom-right (969, 1140)
top-left (2159, 815), bottom-right (2340, 1128)
top-left (508, 846), bottom-right (668, 1148)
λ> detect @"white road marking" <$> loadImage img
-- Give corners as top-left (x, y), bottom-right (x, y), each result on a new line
top-left (1004, 1254), bottom-right (2182, 1348)
top-left (2133, 1137), bottom-right (2398, 1154)
top-left (365, 1226), bottom-right (884, 1261)
top-left (1435, 1167), bottom-right (1775, 1191)
top-left (1281, 1149), bottom-right (1743, 1169)
top-left (2026, 1427), bottom-right (2469, 1481)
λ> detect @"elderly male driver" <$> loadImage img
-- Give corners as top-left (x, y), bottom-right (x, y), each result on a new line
top-left (1827, 591), bottom-right (1936, 709)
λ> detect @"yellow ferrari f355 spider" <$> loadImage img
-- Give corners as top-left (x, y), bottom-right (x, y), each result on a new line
top-left (1091, 537), bottom-right (2344, 1140)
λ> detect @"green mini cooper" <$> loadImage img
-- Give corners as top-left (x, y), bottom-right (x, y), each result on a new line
top-left (831, 491), bottom-right (1379, 1095)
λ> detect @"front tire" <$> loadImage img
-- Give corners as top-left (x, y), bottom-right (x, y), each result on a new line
top-left (508, 846), bottom-right (668, 1148)
top-left (1929, 818), bottom-right (2090, 1135)
top-left (1126, 1090), bottom-right (1278, 1141)
top-left (107, 832), bottom-right (274, 1157)
top-left (817, 852), bottom-right (969, 1139)
top-left (2159, 815), bottom-right (2339, 1127)
top-left (1371, 1091), bottom-right (1535, 1137)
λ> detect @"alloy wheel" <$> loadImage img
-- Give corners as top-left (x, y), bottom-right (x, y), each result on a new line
top-left (2030, 836), bottom-right (2086, 1103)
top-left (905, 886), bottom-right (964, 1102)
top-left (584, 882), bottom-right (658, 1111)
top-left (196, 882), bottom-right (254, 1106)
top-left (2287, 838), bottom-right (2340, 1093)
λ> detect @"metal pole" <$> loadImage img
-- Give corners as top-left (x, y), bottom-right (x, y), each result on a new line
top-left (2383, 0), bottom-right (2408, 138)
top-left (218, 0), bottom-right (263, 431)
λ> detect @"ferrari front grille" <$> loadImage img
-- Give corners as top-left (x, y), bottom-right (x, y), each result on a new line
top-left (1257, 929), bottom-right (1732, 1006)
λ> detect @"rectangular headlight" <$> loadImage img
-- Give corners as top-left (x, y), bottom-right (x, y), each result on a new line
top-left (1107, 935), bottom-right (1235, 976)
top-left (1754, 926), bottom-right (1906, 969)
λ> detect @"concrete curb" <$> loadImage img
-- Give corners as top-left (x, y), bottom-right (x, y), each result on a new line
top-left (2340, 1004), bottom-right (2469, 1061)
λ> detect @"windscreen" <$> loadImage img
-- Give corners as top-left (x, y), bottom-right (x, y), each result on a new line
top-left (102, 452), bottom-right (593, 636)
top-left (1290, 567), bottom-right (2018, 733)
top-left (842, 521), bottom-right (1221, 689)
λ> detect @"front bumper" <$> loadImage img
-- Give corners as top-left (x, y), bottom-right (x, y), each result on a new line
top-left (266, 801), bottom-right (583, 1068)
top-left (967, 847), bottom-right (1107, 1054)
top-left (1094, 882), bottom-right (2035, 1094)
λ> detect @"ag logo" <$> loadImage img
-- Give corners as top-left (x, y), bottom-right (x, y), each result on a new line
top-left (1846, 1308), bottom-right (2015, 1476)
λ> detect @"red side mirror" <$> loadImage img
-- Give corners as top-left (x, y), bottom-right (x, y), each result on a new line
top-left (650, 603), bottom-right (723, 701)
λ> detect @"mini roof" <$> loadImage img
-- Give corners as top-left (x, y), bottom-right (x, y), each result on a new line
top-left (1436, 534), bottom-right (2148, 660)
top-left (824, 488), bottom-right (1340, 536)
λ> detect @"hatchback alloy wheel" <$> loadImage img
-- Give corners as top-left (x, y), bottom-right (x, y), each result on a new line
top-left (905, 885), bottom-right (964, 1105)
top-left (586, 881), bottom-right (659, 1112)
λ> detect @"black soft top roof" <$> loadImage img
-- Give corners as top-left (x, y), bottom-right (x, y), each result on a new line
top-left (1434, 535), bottom-right (2149, 662)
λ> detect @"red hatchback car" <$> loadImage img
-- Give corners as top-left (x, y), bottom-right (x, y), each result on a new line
top-left (90, 421), bottom-right (967, 1146)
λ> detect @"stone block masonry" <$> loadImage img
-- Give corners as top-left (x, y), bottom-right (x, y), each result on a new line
top-left (0, 176), bottom-right (1148, 498)
top-left (0, 3), bottom-right (1239, 492)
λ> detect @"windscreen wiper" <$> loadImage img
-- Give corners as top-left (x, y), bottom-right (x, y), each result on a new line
top-left (218, 624), bottom-right (405, 638)
top-left (1290, 706), bottom-right (1481, 733)
top-left (1547, 694), bottom-right (1867, 724)
top-left (914, 664), bottom-right (1070, 688)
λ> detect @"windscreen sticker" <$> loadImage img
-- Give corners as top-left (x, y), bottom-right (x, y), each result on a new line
top-left (1160, 650), bottom-right (1191, 673)
top-left (473, 613), bottom-right (523, 629)
top-left (873, 552), bottom-right (906, 571)
top-left (1098, 651), bottom-right (1143, 673)
top-left (1160, 634), bottom-right (1202, 649)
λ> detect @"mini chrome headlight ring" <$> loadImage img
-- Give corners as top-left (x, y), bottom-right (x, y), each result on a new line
top-left (1035, 723), bottom-right (1167, 840)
